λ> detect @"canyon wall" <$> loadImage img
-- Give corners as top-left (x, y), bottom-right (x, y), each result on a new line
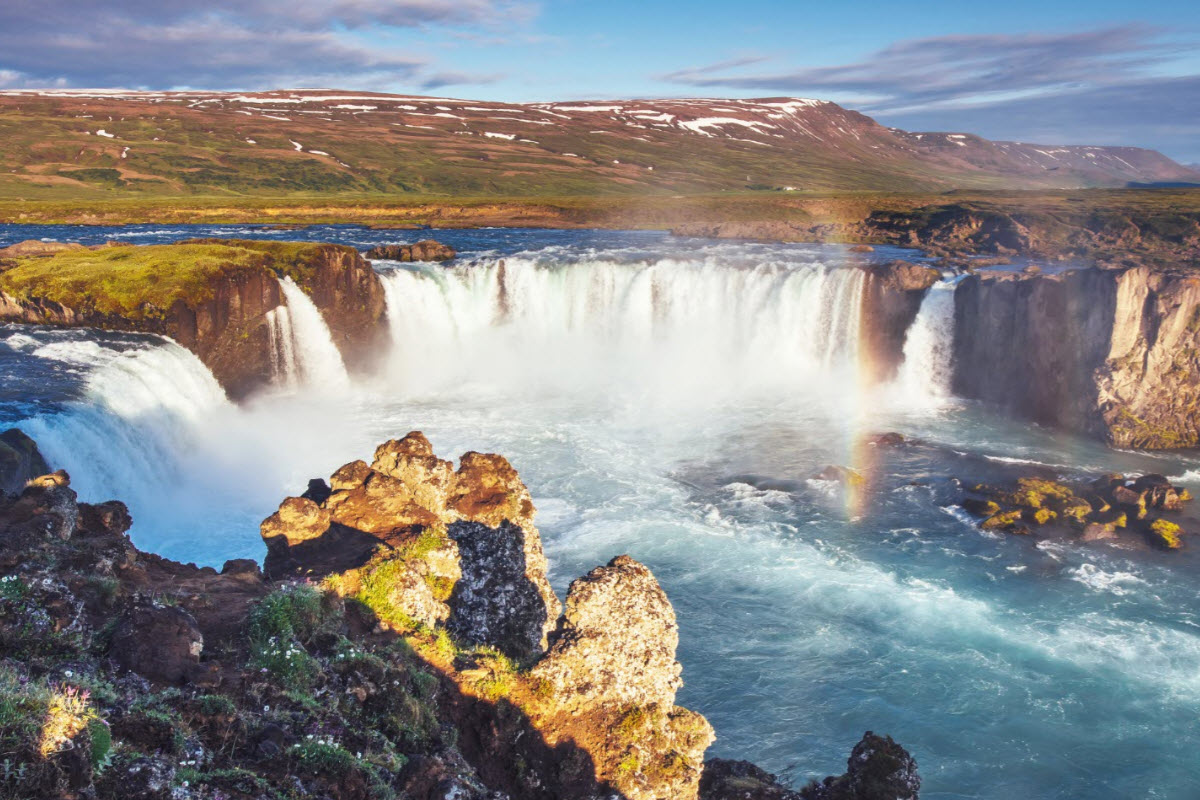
top-left (952, 266), bottom-right (1200, 449)
top-left (0, 240), bottom-right (388, 398)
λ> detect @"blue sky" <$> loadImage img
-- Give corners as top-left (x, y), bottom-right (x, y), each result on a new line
top-left (1, 0), bottom-right (1198, 161)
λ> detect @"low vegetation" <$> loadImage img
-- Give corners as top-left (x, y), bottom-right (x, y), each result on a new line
top-left (0, 240), bottom-right (349, 319)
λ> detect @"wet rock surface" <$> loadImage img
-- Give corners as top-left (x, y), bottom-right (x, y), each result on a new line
top-left (365, 240), bottom-right (456, 262)
top-left (956, 471), bottom-right (1193, 550)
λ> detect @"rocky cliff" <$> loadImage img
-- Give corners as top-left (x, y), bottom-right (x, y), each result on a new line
top-left (859, 261), bottom-right (942, 383)
top-left (0, 240), bottom-right (387, 399)
top-left (952, 266), bottom-right (1200, 448)
top-left (0, 431), bottom-right (918, 800)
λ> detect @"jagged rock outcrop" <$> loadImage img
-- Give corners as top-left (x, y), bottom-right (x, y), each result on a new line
top-left (365, 240), bottom-right (456, 262)
top-left (0, 240), bottom-right (388, 399)
top-left (958, 472), bottom-right (1192, 549)
top-left (800, 733), bottom-right (920, 800)
top-left (0, 427), bottom-right (50, 497)
top-left (108, 600), bottom-right (204, 683)
top-left (262, 431), bottom-right (560, 659)
top-left (529, 554), bottom-right (714, 800)
top-left (701, 759), bottom-right (801, 800)
top-left (859, 261), bottom-right (942, 382)
top-left (952, 266), bottom-right (1200, 448)
top-left (534, 555), bottom-right (683, 710)
top-left (1, 433), bottom-right (917, 800)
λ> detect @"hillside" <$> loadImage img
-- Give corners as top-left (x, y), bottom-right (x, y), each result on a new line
top-left (0, 89), bottom-right (1195, 199)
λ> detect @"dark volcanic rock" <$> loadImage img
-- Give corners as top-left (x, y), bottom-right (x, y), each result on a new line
top-left (801, 732), bottom-right (920, 800)
top-left (365, 240), bottom-right (456, 262)
top-left (860, 261), bottom-right (942, 382)
top-left (0, 428), bottom-right (50, 497)
top-left (701, 759), bottom-right (800, 800)
top-left (447, 519), bottom-right (560, 662)
top-left (109, 600), bottom-right (204, 683)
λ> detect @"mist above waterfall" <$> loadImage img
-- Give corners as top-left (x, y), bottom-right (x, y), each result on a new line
top-left (377, 255), bottom-right (873, 406)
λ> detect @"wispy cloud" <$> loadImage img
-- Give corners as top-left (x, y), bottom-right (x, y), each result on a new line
top-left (0, 1), bottom-right (534, 90)
top-left (662, 25), bottom-right (1187, 112)
top-left (660, 25), bottom-right (1200, 161)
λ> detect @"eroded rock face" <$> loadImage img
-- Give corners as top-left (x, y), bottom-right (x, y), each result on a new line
top-left (0, 240), bottom-right (388, 400)
top-left (534, 555), bottom-right (681, 710)
top-left (952, 266), bottom-right (1200, 449)
top-left (1097, 267), bottom-right (1200, 448)
top-left (262, 432), bottom-right (560, 657)
top-left (109, 600), bottom-right (204, 684)
top-left (859, 261), bottom-right (942, 383)
top-left (0, 428), bottom-right (50, 497)
top-left (800, 732), bottom-right (920, 800)
top-left (366, 240), bottom-right (456, 262)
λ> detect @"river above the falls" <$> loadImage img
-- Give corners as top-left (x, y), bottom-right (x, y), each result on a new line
top-left (2, 225), bottom-right (1200, 798)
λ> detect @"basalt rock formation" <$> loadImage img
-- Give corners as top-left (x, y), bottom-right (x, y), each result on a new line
top-left (957, 472), bottom-right (1193, 549)
top-left (700, 732), bottom-right (921, 800)
top-left (953, 266), bottom-right (1200, 448)
top-left (0, 427), bottom-right (50, 497)
top-left (365, 240), bottom-right (456, 262)
top-left (0, 433), bottom-right (917, 800)
top-left (859, 260), bottom-right (942, 382)
top-left (0, 239), bottom-right (387, 399)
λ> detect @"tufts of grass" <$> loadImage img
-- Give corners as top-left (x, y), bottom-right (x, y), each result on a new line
top-left (246, 583), bottom-right (329, 688)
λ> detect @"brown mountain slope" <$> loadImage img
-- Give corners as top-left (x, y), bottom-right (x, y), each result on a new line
top-left (0, 89), bottom-right (1196, 198)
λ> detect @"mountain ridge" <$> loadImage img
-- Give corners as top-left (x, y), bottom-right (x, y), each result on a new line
top-left (0, 89), bottom-right (1196, 197)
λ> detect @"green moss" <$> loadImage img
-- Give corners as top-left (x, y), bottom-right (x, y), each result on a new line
top-left (0, 240), bottom-right (347, 321)
top-left (1011, 478), bottom-right (1074, 509)
top-left (354, 559), bottom-right (423, 634)
top-left (1149, 518), bottom-right (1184, 549)
top-left (980, 509), bottom-right (1023, 530)
top-left (1029, 507), bottom-right (1057, 525)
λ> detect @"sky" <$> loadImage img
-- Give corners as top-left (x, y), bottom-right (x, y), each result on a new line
top-left (1, 0), bottom-right (1198, 162)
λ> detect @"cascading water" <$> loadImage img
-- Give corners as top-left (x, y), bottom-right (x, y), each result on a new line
top-left (896, 280), bottom-right (957, 401)
top-left (377, 256), bottom-right (868, 402)
top-left (18, 335), bottom-right (232, 525)
top-left (276, 276), bottom-right (350, 391)
top-left (265, 305), bottom-right (299, 389)
top-left (4, 226), bottom-right (1199, 799)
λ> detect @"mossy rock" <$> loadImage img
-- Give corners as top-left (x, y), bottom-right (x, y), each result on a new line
top-left (980, 509), bottom-right (1023, 531)
top-left (0, 240), bottom-right (351, 321)
top-left (961, 497), bottom-right (1000, 517)
top-left (1148, 519), bottom-right (1183, 550)
top-left (1059, 498), bottom-right (1093, 523)
top-left (1028, 507), bottom-right (1057, 525)
top-left (1009, 478), bottom-right (1075, 510)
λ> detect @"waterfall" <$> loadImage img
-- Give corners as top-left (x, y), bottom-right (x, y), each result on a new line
top-left (20, 337), bottom-right (232, 507)
top-left (265, 305), bottom-right (299, 389)
top-left (896, 280), bottom-right (957, 401)
top-left (276, 277), bottom-right (350, 391)
top-left (377, 256), bottom-right (868, 400)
